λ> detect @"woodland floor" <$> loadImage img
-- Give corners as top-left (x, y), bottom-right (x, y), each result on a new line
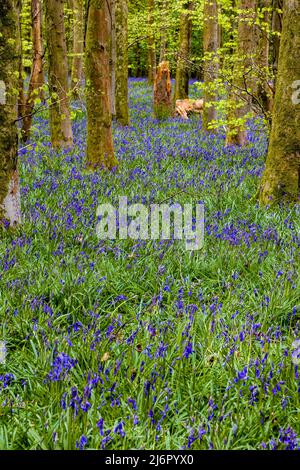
top-left (0, 79), bottom-right (300, 450)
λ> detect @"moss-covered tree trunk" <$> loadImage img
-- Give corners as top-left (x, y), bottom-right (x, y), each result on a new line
top-left (45, 0), bottom-right (73, 148)
top-left (0, 0), bottom-right (22, 228)
top-left (70, 0), bottom-right (84, 98)
top-left (147, 0), bottom-right (156, 85)
top-left (259, 0), bottom-right (300, 205)
top-left (153, 61), bottom-right (172, 119)
top-left (174, 1), bottom-right (193, 103)
top-left (226, 0), bottom-right (256, 146)
top-left (203, 0), bottom-right (219, 132)
top-left (22, 0), bottom-right (45, 142)
top-left (85, 0), bottom-right (118, 170)
top-left (115, 0), bottom-right (129, 126)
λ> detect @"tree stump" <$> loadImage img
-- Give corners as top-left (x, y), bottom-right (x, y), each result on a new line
top-left (153, 61), bottom-right (172, 120)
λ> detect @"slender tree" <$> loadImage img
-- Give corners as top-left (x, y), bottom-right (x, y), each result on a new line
top-left (70, 0), bottom-right (84, 98)
top-left (17, 0), bottom-right (26, 120)
top-left (203, 0), bottom-right (219, 132)
top-left (271, 0), bottom-right (283, 80)
top-left (147, 0), bottom-right (156, 85)
top-left (159, 0), bottom-right (168, 62)
top-left (259, 0), bottom-right (300, 204)
top-left (0, 0), bottom-right (22, 227)
top-left (22, 0), bottom-right (45, 142)
top-left (111, 0), bottom-right (116, 116)
top-left (226, 0), bottom-right (256, 146)
top-left (115, 0), bottom-right (129, 126)
top-left (45, 0), bottom-right (73, 148)
top-left (85, 0), bottom-right (118, 170)
top-left (174, 1), bottom-right (193, 103)
top-left (254, 0), bottom-right (272, 115)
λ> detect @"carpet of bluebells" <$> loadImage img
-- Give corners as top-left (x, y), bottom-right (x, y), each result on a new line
top-left (0, 79), bottom-right (300, 450)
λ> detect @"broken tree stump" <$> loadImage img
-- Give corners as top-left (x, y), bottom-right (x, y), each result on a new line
top-left (153, 61), bottom-right (172, 120)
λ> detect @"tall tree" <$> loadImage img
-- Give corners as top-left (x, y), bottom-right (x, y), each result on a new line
top-left (0, 0), bottom-right (22, 227)
top-left (22, 0), bottom-right (45, 142)
top-left (115, 0), bottom-right (129, 126)
top-left (203, 0), bottom-right (219, 132)
top-left (259, 0), bottom-right (300, 204)
top-left (147, 0), bottom-right (156, 85)
top-left (174, 1), bottom-right (193, 103)
top-left (70, 0), bottom-right (84, 98)
top-left (45, 0), bottom-right (73, 148)
top-left (226, 0), bottom-right (256, 146)
top-left (111, 0), bottom-right (116, 116)
top-left (254, 0), bottom-right (272, 116)
top-left (271, 0), bottom-right (282, 80)
top-left (85, 0), bottom-right (118, 170)
top-left (17, 0), bottom-right (25, 120)
top-left (159, 0), bottom-right (168, 62)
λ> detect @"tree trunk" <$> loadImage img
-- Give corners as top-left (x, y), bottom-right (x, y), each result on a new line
top-left (85, 0), bottom-right (118, 170)
top-left (259, 0), bottom-right (300, 205)
top-left (159, 0), bottom-right (168, 62)
top-left (0, 0), bottom-right (22, 228)
top-left (115, 0), bottom-right (129, 126)
top-left (174, 1), bottom-right (193, 103)
top-left (226, 0), bottom-right (256, 146)
top-left (153, 61), bottom-right (172, 119)
top-left (203, 0), bottom-right (219, 132)
top-left (45, 0), bottom-right (73, 148)
top-left (17, 0), bottom-right (26, 120)
top-left (111, 0), bottom-right (116, 116)
top-left (22, 0), bottom-right (45, 142)
top-left (70, 0), bottom-right (84, 98)
top-left (147, 0), bottom-right (156, 85)
top-left (271, 0), bottom-right (283, 80)
top-left (255, 0), bottom-right (272, 116)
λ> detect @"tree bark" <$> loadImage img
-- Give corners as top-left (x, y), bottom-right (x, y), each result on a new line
top-left (259, 0), bottom-right (300, 205)
top-left (45, 0), bottom-right (73, 148)
top-left (85, 0), bottom-right (118, 170)
top-left (0, 0), bottom-right (22, 228)
top-left (226, 0), bottom-right (256, 146)
top-left (203, 0), bottom-right (219, 132)
top-left (174, 1), bottom-right (193, 103)
top-left (22, 0), bottom-right (45, 142)
top-left (147, 0), bottom-right (156, 85)
top-left (70, 0), bottom-right (84, 98)
top-left (115, 0), bottom-right (129, 126)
